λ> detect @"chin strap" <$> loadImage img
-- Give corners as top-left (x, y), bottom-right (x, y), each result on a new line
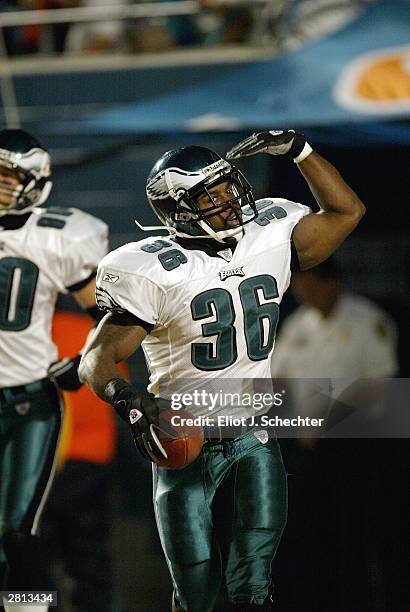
top-left (197, 219), bottom-right (243, 243)
top-left (134, 217), bottom-right (177, 234)
top-left (134, 217), bottom-right (243, 245)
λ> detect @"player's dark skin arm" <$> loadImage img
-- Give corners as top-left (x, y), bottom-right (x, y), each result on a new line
top-left (79, 313), bottom-right (147, 399)
top-left (292, 151), bottom-right (366, 270)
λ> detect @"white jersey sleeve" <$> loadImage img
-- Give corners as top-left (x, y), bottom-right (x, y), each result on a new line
top-left (96, 243), bottom-right (166, 325)
top-left (253, 197), bottom-right (311, 238)
top-left (246, 197), bottom-right (311, 298)
top-left (55, 208), bottom-right (109, 290)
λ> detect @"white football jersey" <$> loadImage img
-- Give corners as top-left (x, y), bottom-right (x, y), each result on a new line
top-left (96, 198), bottom-right (310, 416)
top-left (0, 206), bottom-right (108, 387)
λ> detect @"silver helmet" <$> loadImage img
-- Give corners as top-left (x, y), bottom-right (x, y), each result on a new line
top-left (0, 128), bottom-right (52, 217)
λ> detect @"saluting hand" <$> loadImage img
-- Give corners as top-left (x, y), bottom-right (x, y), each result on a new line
top-left (226, 129), bottom-right (311, 163)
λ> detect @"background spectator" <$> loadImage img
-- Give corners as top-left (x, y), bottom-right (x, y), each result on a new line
top-left (42, 311), bottom-right (117, 612)
top-left (272, 257), bottom-right (398, 381)
top-left (64, 0), bottom-right (128, 54)
top-left (271, 258), bottom-right (401, 612)
top-left (46, 1), bottom-right (80, 54)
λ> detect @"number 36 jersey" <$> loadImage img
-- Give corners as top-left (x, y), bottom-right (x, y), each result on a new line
top-left (97, 198), bottom-right (310, 404)
top-left (0, 207), bottom-right (108, 387)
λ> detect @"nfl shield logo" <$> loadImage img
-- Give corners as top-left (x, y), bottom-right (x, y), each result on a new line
top-left (129, 408), bottom-right (143, 425)
top-left (15, 402), bottom-right (31, 416)
top-left (254, 430), bottom-right (269, 444)
top-left (217, 248), bottom-right (233, 262)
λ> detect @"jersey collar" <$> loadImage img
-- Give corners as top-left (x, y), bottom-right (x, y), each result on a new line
top-left (173, 236), bottom-right (237, 259)
top-left (0, 212), bottom-right (31, 230)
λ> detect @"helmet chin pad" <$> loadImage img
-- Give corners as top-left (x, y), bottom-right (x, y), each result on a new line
top-left (197, 219), bottom-right (244, 243)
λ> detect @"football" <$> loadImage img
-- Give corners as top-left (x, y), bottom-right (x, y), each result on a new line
top-left (154, 409), bottom-right (204, 469)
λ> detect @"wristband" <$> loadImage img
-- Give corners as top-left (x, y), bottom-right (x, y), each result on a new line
top-left (49, 354), bottom-right (81, 377)
top-left (103, 377), bottom-right (136, 405)
top-left (103, 378), bottom-right (140, 422)
top-left (293, 142), bottom-right (313, 164)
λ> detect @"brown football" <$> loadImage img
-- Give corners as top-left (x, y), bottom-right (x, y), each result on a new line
top-left (154, 409), bottom-right (204, 469)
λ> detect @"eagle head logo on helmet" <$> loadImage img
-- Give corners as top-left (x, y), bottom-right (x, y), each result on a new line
top-left (146, 146), bottom-right (258, 244)
top-left (0, 128), bottom-right (52, 218)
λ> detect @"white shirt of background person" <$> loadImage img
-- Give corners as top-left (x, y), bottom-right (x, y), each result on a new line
top-left (271, 262), bottom-right (398, 411)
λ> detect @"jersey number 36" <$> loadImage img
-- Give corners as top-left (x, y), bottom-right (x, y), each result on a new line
top-left (191, 274), bottom-right (279, 371)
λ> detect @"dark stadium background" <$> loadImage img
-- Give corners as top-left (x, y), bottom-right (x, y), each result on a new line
top-left (2, 3), bottom-right (409, 609)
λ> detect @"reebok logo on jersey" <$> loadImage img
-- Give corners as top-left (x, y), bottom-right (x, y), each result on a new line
top-left (219, 266), bottom-right (245, 281)
top-left (102, 272), bottom-right (119, 284)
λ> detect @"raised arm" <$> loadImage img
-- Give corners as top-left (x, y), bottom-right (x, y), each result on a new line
top-left (226, 129), bottom-right (366, 270)
top-left (292, 151), bottom-right (365, 269)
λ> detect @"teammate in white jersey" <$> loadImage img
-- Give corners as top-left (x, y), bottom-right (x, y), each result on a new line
top-left (0, 129), bottom-right (108, 612)
top-left (80, 129), bottom-right (365, 611)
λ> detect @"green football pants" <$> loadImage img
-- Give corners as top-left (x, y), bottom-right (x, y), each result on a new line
top-left (153, 432), bottom-right (287, 611)
top-left (0, 379), bottom-right (62, 560)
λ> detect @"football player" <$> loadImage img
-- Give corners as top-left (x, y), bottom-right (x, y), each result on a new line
top-left (80, 129), bottom-right (365, 611)
top-left (0, 129), bottom-right (108, 612)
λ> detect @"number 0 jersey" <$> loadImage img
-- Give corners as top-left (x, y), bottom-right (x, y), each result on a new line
top-left (97, 198), bottom-right (310, 412)
top-left (0, 207), bottom-right (108, 387)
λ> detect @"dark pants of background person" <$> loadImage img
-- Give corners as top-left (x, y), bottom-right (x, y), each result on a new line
top-left (42, 460), bottom-right (113, 612)
top-left (275, 438), bottom-right (409, 612)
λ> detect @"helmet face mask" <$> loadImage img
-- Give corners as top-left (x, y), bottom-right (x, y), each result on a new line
top-left (0, 129), bottom-right (52, 218)
top-left (146, 146), bottom-right (257, 243)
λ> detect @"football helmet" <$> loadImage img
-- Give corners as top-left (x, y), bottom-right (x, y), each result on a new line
top-left (0, 128), bottom-right (52, 217)
top-left (146, 146), bottom-right (257, 243)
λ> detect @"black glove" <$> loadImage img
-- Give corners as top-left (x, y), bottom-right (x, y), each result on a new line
top-left (48, 354), bottom-right (83, 391)
top-left (226, 129), bottom-right (312, 162)
top-left (104, 378), bottom-right (168, 463)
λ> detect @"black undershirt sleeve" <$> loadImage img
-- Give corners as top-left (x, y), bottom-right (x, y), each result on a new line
top-left (85, 305), bottom-right (106, 323)
top-left (290, 242), bottom-right (301, 272)
top-left (108, 310), bottom-right (154, 333)
top-left (66, 270), bottom-right (96, 293)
